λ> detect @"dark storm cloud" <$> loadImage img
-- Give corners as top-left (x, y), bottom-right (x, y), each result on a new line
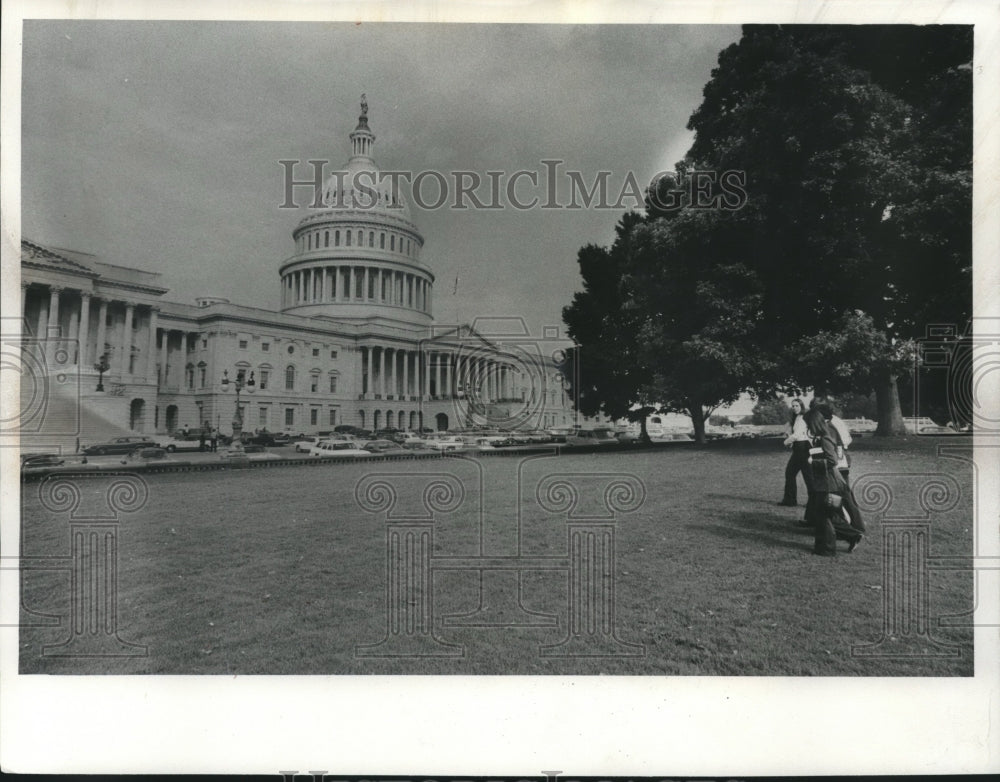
top-left (21, 21), bottom-right (739, 333)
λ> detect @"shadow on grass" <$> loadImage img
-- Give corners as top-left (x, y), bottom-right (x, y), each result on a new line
top-left (696, 511), bottom-right (814, 553)
top-left (704, 492), bottom-right (795, 507)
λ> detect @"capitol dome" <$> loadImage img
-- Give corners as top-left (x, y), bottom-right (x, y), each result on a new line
top-left (321, 120), bottom-right (413, 223)
top-left (279, 96), bottom-right (432, 329)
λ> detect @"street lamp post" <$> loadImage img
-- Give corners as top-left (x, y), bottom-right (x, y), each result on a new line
top-left (220, 368), bottom-right (255, 460)
top-left (94, 353), bottom-right (110, 392)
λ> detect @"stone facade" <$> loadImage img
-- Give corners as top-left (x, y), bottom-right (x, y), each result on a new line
top-left (17, 104), bottom-right (588, 447)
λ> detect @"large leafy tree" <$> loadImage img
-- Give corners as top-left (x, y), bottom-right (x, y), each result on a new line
top-left (622, 207), bottom-right (771, 443)
top-left (562, 213), bottom-right (659, 439)
top-left (564, 26), bottom-right (970, 439)
top-left (680, 24), bottom-right (972, 434)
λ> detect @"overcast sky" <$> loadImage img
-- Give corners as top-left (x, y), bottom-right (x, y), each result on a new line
top-left (21, 21), bottom-right (740, 337)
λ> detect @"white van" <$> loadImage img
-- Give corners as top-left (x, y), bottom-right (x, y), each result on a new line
top-left (309, 440), bottom-right (371, 458)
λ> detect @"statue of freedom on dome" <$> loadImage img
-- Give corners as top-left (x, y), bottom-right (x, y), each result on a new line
top-left (360, 93), bottom-right (368, 118)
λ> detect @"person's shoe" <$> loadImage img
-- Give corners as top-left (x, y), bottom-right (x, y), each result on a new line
top-left (848, 536), bottom-right (863, 553)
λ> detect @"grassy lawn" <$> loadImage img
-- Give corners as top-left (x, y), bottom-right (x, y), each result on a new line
top-left (18, 436), bottom-right (975, 675)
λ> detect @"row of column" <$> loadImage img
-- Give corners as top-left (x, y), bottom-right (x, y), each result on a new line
top-left (298, 226), bottom-right (415, 257)
top-left (283, 265), bottom-right (431, 312)
top-left (22, 283), bottom-right (195, 389)
top-left (360, 346), bottom-right (519, 402)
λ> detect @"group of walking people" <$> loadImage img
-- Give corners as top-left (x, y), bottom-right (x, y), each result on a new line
top-left (781, 398), bottom-right (865, 557)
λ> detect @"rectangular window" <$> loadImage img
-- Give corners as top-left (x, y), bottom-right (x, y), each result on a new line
top-left (199, 367), bottom-right (206, 388)
top-left (310, 409), bottom-right (318, 426)
top-left (311, 376), bottom-right (319, 393)
top-left (259, 370), bottom-right (269, 390)
top-left (262, 342), bottom-right (269, 352)
top-left (329, 376), bottom-right (337, 393)
top-left (312, 348), bottom-right (320, 357)
top-left (329, 409), bottom-right (337, 426)
top-left (202, 339), bottom-right (207, 349)
top-left (259, 407), bottom-right (268, 427)
top-left (285, 408), bottom-right (295, 426)
top-left (330, 350), bottom-right (338, 360)
top-left (239, 339), bottom-right (248, 349)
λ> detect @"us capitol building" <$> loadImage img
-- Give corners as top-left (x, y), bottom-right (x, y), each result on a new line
top-left (18, 100), bottom-right (590, 447)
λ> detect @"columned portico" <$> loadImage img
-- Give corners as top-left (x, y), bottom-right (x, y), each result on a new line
top-left (146, 309), bottom-right (159, 381)
top-left (118, 303), bottom-right (134, 375)
top-left (158, 329), bottom-right (168, 388)
top-left (379, 345), bottom-right (387, 399)
top-left (18, 103), bottom-right (583, 448)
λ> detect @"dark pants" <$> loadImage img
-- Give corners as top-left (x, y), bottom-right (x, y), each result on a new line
top-left (808, 493), bottom-right (862, 555)
top-left (783, 441), bottom-right (813, 504)
top-left (838, 468), bottom-right (866, 532)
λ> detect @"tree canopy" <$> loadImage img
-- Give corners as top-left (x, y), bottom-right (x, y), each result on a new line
top-left (563, 25), bottom-right (972, 438)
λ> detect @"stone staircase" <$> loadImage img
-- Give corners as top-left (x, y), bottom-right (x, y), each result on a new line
top-left (16, 369), bottom-right (138, 455)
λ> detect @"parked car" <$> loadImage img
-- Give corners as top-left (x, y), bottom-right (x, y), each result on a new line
top-left (614, 430), bottom-right (639, 444)
top-left (295, 436), bottom-right (323, 453)
top-left (83, 437), bottom-right (160, 456)
top-left (309, 440), bottom-right (372, 458)
top-left (399, 432), bottom-right (427, 448)
top-left (464, 436), bottom-right (500, 452)
top-left (361, 439), bottom-right (411, 456)
top-left (422, 433), bottom-right (466, 452)
top-left (563, 428), bottom-right (618, 447)
top-left (242, 431), bottom-right (278, 447)
top-left (123, 446), bottom-right (169, 462)
top-left (21, 453), bottom-right (65, 469)
top-left (162, 435), bottom-right (206, 453)
top-left (271, 432), bottom-right (291, 445)
top-left (335, 425), bottom-right (373, 439)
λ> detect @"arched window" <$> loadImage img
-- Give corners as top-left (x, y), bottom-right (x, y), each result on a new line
top-left (307, 233), bottom-right (312, 250)
top-left (391, 235), bottom-right (395, 251)
top-left (285, 365), bottom-right (295, 391)
top-left (335, 230), bottom-right (340, 246)
top-left (346, 231), bottom-right (352, 247)
top-left (380, 233), bottom-right (385, 249)
top-left (324, 230), bottom-right (329, 247)
top-left (357, 230), bottom-right (363, 246)
top-left (369, 231), bottom-right (374, 246)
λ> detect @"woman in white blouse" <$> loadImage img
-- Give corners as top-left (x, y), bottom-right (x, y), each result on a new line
top-left (780, 398), bottom-right (813, 506)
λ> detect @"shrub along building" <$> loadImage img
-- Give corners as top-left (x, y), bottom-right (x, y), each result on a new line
top-left (18, 101), bottom-right (586, 449)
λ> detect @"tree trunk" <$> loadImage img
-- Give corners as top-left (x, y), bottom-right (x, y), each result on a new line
top-left (639, 414), bottom-right (651, 444)
top-left (875, 372), bottom-right (907, 436)
top-left (689, 402), bottom-right (707, 444)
